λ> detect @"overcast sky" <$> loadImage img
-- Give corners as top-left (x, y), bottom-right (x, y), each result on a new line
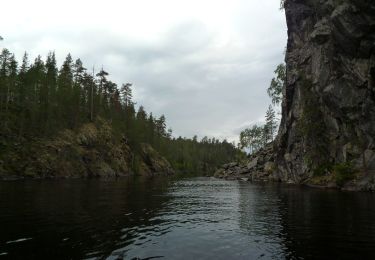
top-left (1, 0), bottom-right (287, 142)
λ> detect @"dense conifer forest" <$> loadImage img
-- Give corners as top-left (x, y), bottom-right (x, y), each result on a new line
top-left (0, 48), bottom-right (240, 177)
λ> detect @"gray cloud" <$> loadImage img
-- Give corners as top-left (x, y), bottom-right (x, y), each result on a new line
top-left (1, 1), bottom-right (287, 142)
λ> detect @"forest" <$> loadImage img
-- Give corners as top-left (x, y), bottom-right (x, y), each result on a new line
top-left (0, 47), bottom-right (240, 177)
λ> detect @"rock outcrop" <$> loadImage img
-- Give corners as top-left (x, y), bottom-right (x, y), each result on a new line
top-left (275, 0), bottom-right (375, 187)
top-left (214, 143), bottom-right (277, 182)
top-left (138, 143), bottom-right (175, 177)
top-left (0, 119), bottom-right (174, 179)
top-left (217, 0), bottom-right (375, 191)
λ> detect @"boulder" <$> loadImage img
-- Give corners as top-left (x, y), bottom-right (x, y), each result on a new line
top-left (247, 157), bottom-right (258, 170)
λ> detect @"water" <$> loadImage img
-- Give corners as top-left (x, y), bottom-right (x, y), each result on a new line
top-left (1, 177), bottom-right (375, 259)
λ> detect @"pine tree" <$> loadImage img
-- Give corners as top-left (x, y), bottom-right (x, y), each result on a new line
top-left (30, 55), bottom-right (46, 132)
top-left (0, 49), bottom-right (11, 118)
top-left (156, 115), bottom-right (166, 137)
top-left (147, 113), bottom-right (155, 145)
top-left (120, 83), bottom-right (134, 134)
top-left (167, 128), bottom-right (173, 139)
top-left (71, 58), bottom-right (86, 126)
top-left (57, 54), bottom-right (74, 128)
top-left (96, 68), bottom-right (108, 110)
top-left (45, 52), bottom-right (58, 132)
top-left (81, 72), bottom-right (96, 121)
top-left (120, 83), bottom-right (133, 107)
top-left (0, 48), bottom-right (241, 177)
top-left (264, 105), bottom-right (277, 142)
top-left (3, 53), bottom-right (18, 129)
top-left (104, 80), bottom-right (117, 115)
top-left (17, 52), bottom-right (29, 136)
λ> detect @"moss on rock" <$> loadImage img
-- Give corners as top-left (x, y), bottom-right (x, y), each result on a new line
top-left (0, 119), bottom-right (174, 179)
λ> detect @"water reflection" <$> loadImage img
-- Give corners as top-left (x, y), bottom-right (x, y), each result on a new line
top-left (237, 183), bottom-right (287, 259)
top-left (238, 183), bottom-right (375, 260)
top-left (275, 186), bottom-right (375, 259)
top-left (0, 177), bottom-right (173, 259)
top-left (111, 178), bottom-right (245, 259)
top-left (1, 178), bottom-right (375, 259)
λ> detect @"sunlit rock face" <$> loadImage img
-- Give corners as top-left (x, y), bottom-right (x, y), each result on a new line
top-left (275, 0), bottom-right (375, 183)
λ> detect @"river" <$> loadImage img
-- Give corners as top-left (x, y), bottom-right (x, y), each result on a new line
top-left (0, 177), bottom-right (375, 259)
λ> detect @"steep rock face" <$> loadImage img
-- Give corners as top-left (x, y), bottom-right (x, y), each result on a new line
top-left (275, 0), bottom-right (375, 183)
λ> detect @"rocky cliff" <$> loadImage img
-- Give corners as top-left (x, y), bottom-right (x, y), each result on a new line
top-left (217, 0), bottom-right (375, 190)
top-left (275, 0), bottom-right (375, 186)
top-left (0, 119), bottom-right (174, 179)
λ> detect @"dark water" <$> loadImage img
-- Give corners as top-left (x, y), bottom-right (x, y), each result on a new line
top-left (1, 177), bottom-right (375, 259)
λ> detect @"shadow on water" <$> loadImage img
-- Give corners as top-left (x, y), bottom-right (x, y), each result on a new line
top-left (0, 177), bottom-right (173, 259)
top-left (276, 185), bottom-right (375, 260)
top-left (238, 182), bottom-right (375, 259)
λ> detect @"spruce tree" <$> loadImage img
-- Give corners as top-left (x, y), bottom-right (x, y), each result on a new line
top-left (45, 52), bottom-right (58, 132)
top-left (30, 55), bottom-right (46, 133)
top-left (265, 105), bottom-right (277, 142)
top-left (57, 54), bottom-right (74, 128)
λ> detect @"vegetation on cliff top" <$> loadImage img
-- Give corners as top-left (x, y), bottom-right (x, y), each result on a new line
top-left (239, 63), bottom-right (284, 154)
top-left (0, 48), bottom-right (240, 178)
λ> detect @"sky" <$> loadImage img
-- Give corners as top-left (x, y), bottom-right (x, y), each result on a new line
top-left (0, 0), bottom-right (287, 142)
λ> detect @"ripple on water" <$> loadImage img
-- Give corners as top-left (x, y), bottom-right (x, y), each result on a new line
top-left (1, 178), bottom-right (375, 259)
top-left (5, 238), bottom-right (32, 244)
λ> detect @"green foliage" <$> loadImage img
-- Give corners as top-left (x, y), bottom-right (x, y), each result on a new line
top-left (313, 163), bottom-right (333, 177)
top-left (240, 62), bottom-right (284, 154)
top-left (0, 48), bottom-right (240, 177)
top-left (163, 136), bottom-right (239, 176)
top-left (239, 105), bottom-right (278, 154)
top-left (264, 105), bottom-right (277, 142)
top-left (267, 63), bottom-right (285, 105)
top-left (333, 163), bottom-right (356, 186)
top-left (239, 124), bottom-right (265, 153)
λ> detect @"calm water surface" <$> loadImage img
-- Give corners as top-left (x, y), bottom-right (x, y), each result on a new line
top-left (1, 177), bottom-right (375, 259)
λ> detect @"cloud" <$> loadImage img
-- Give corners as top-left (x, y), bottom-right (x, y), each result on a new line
top-left (1, 0), bottom-right (287, 142)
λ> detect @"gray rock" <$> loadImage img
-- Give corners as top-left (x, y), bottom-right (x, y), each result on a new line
top-left (310, 18), bottom-right (332, 44)
top-left (364, 150), bottom-right (375, 170)
top-left (264, 162), bottom-right (275, 174)
top-left (223, 162), bottom-right (238, 169)
top-left (274, 0), bottom-right (375, 187)
top-left (247, 157), bottom-right (258, 170)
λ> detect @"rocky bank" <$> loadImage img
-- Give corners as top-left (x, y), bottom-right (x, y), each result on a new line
top-left (0, 119), bottom-right (174, 180)
top-left (216, 0), bottom-right (375, 191)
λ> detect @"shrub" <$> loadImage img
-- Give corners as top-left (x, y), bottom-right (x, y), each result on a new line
top-left (313, 163), bottom-right (333, 177)
top-left (333, 163), bottom-right (355, 186)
